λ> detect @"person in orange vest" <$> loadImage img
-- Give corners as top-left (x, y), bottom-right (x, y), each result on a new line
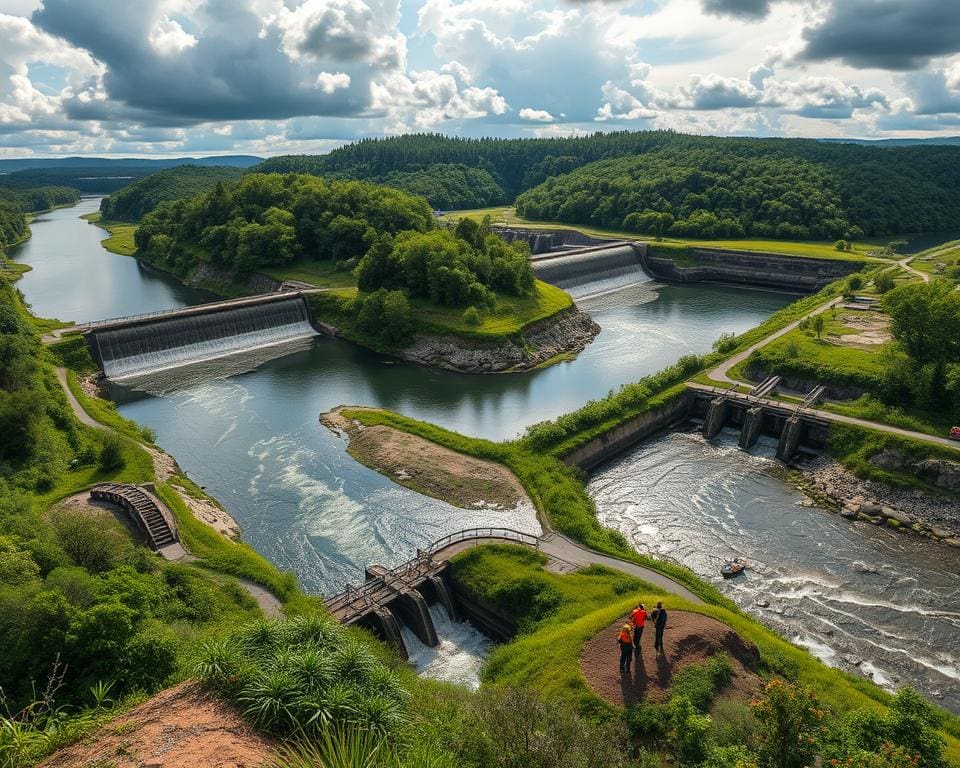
top-left (617, 623), bottom-right (633, 673)
top-left (631, 603), bottom-right (647, 652)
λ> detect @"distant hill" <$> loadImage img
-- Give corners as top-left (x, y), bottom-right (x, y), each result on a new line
top-left (99, 165), bottom-right (246, 222)
top-left (0, 183), bottom-right (80, 248)
top-left (820, 136), bottom-right (960, 147)
top-left (0, 155), bottom-right (262, 173)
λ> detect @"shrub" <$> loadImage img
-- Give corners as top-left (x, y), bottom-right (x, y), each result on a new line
top-left (848, 275), bottom-right (863, 291)
top-left (49, 509), bottom-right (131, 574)
top-left (713, 332), bottom-right (737, 354)
top-left (874, 271), bottom-right (895, 293)
top-left (672, 695), bottom-right (713, 766)
top-left (672, 653), bottom-right (733, 712)
top-left (462, 306), bottom-right (482, 326)
top-left (98, 433), bottom-right (126, 471)
top-left (710, 699), bottom-right (760, 749)
top-left (750, 679), bottom-right (825, 768)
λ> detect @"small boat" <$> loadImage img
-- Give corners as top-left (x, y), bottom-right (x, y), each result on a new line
top-left (720, 558), bottom-right (747, 579)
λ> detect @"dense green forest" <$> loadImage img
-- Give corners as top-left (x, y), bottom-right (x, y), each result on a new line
top-left (257, 132), bottom-right (960, 238)
top-left (99, 165), bottom-right (245, 222)
top-left (136, 172), bottom-right (435, 274)
top-left (0, 184), bottom-right (80, 248)
top-left (3, 167), bottom-right (175, 195)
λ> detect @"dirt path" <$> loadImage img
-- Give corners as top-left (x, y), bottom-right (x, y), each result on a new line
top-left (52, 366), bottom-right (282, 614)
top-left (39, 681), bottom-right (276, 768)
top-left (579, 610), bottom-right (760, 708)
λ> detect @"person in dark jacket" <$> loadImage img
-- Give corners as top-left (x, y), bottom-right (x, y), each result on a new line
top-left (617, 623), bottom-right (633, 673)
top-left (652, 601), bottom-right (668, 653)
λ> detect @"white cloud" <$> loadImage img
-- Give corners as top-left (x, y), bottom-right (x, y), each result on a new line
top-left (595, 81), bottom-right (658, 121)
top-left (316, 71), bottom-right (351, 93)
top-left (148, 16), bottom-right (198, 56)
top-left (518, 107), bottom-right (553, 121)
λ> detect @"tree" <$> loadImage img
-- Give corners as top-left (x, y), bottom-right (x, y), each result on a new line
top-left (809, 314), bottom-right (825, 340)
top-left (883, 281), bottom-right (960, 367)
top-left (751, 679), bottom-right (825, 768)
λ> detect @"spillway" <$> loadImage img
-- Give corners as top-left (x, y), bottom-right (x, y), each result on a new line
top-left (532, 242), bottom-right (651, 298)
top-left (90, 295), bottom-right (317, 380)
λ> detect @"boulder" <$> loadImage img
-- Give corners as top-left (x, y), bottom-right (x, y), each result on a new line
top-left (881, 507), bottom-right (913, 525)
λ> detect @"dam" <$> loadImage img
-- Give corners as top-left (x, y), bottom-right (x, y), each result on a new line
top-left (86, 292), bottom-right (320, 380)
top-left (532, 242), bottom-right (650, 298)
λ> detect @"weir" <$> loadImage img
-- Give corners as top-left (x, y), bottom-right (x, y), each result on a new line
top-left (532, 242), bottom-right (651, 298)
top-left (86, 292), bottom-right (318, 380)
top-left (738, 406), bottom-right (764, 450)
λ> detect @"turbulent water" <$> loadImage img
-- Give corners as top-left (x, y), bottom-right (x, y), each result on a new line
top-left (400, 604), bottom-right (493, 688)
top-left (589, 428), bottom-right (960, 711)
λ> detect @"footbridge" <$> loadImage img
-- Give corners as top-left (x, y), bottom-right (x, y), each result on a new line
top-left (326, 528), bottom-right (541, 656)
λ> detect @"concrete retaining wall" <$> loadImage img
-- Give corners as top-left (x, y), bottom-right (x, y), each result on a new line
top-left (643, 248), bottom-right (861, 293)
top-left (562, 392), bottom-right (694, 471)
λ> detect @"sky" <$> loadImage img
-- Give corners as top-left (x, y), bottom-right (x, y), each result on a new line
top-left (1, 0), bottom-right (960, 157)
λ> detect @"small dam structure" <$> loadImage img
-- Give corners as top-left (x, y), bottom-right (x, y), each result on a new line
top-left (85, 292), bottom-right (319, 381)
top-left (532, 242), bottom-right (651, 299)
top-left (326, 528), bottom-right (540, 658)
top-left (492, 226), bottom-right (612, 254)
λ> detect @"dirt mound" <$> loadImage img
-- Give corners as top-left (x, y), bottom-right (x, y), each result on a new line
top-left (579, 610), bottom-right (761, 708)
top-left (40, 681), bottom-right (276, 768)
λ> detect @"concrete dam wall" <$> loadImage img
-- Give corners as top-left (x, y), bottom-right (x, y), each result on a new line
top-left (493, 227), bottom-right (614, 254)
top-left (532, 242), bottom-right (651, 298)
top-left (643, 247), bottom-right (862, 292)
top-left (87, 293), bottom-right (317, 380)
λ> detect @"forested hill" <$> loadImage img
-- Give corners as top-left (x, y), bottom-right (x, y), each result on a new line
top-left (0, 184), bottom-right (80, 248)
top-left (256, 132), bottom-right (960, 238)
top-left (99, 165), bottom-right (245, 222)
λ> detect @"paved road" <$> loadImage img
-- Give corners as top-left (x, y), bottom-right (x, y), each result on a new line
top-left (434, 532), bottom-right (704, 605)
top-left (702, 257), bottom-right (960, 453)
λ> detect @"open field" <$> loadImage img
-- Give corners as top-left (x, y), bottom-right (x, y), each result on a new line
top-left (439, 206), bottom-right (887, 261)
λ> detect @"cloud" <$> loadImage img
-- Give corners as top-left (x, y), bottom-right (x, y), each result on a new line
top-left (595, 81), bottom-right (657, 121)
top-left (316, 71), bottom-right (351, 93)
top-left (518, 107), bottom-right (554, 121)
top-left (800, 0), bottom-right (960, 70)
top-left (700, 0), bottom-right (771, 20)
top-left (148, 16), bottom-right (198, 56)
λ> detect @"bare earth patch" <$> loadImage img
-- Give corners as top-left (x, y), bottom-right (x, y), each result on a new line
top-left (580, 610), bottom-right (761, 708)
top-left (40, 681), bottom-right (276, 768)
top-left (833, 313), bottom-right (891, 348)
top-left (322, 407), bottom-right (528, 510)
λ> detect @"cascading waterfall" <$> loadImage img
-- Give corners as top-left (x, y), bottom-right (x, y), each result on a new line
top-left (532, 243), bottom-right (651, 298)
top-left (399, 603), bottom-right (492, 690)
top-left (92, 296), bottom-right (317, 380)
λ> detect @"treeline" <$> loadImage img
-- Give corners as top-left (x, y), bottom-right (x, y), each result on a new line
top-left (0, 278), bottom-right (260, 715)
top-left (0, 184), bottom-right (80, 248)
top-left (135, 173), bottom-right (435, 274)
top-left (99, 165), bottom-right (245, 222)
top-left (254, 156), bottom-right (507, 210)
top-left (3, 167), bottom-right (167, 195)
top-left (0, 184), bottom-right (80, 214)
top-left (258, 131), bottom-right (960, 239)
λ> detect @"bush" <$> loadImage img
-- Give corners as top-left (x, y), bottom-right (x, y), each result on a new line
top-left (671, 653), bottom-right (733, 712)
top-left (848, 275), bottom-right (863, 291)
top-left (713, 332), bottom-right (737, 354)
top-left (462, 306), bottom-right (482, 326)
top-left (49, 510), bottom-right (131, 574)
top-left (98, 433), bottom-right (126, 471)
top-left (874, 271), bottom-right (896, 293)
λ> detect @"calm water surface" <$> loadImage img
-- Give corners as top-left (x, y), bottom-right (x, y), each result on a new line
top-left (20, 202), bottom-right (960, 706)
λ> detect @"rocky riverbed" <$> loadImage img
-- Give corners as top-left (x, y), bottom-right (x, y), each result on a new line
top-left (397, 306), bottom-right (601, 373)
top-left (800, 455), bottom-right (960, 546)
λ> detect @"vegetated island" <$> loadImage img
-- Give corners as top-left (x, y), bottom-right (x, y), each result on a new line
top-left (104, 172), bottom-right (600, 373)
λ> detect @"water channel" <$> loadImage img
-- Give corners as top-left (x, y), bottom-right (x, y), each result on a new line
top-left (11, 199), bottom-right (960, 706)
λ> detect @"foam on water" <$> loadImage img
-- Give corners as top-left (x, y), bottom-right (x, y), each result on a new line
top-left (401, 604), bottom-right (492, 689)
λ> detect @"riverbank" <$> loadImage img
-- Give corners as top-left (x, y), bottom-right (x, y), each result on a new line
top-left (321, 406), bottom-right (532, 510)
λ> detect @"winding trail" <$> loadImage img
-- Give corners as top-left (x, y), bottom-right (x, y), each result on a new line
top-left (51, 366), bottom-right (284, 617)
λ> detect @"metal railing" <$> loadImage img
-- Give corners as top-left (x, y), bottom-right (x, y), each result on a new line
top-left (325, 528), bottom-right (541, 618)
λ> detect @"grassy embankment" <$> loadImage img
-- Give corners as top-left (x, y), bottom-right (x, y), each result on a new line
top-left (910, 239), bottom-right (960, 276)
top-left (448, 544), bottom-right (960, 760)
top-left (82, 211), bottom-right (137, 255)
top-left (439, 206), bottom-right (887, 262)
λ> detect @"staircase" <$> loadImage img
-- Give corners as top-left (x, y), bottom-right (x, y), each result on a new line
top-left (90, 484), bottom-right (177, 550)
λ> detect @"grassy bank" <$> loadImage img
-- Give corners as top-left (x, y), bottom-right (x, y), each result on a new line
top-left (439, 207), bottom-right (886, 261)
top-left (82, 211), bottom-right (137, 255)
top-left (450, 545), bottom-right (960, 760)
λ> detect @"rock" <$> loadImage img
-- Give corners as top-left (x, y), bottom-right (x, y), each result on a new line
top-left (945, 538), bottom-right (960, 548)
top-left (843, 654), bottom-right (863, 667)
top-left (840, 507), bottom-right (859, 519)
top-left (881, 507), bottom-right (913, 525)
top-left (860, 501), bottom-right (882, 516)
top-left (930, 526), bottom-right (952, 539)
top-left (852, 561), bottom-right (877, 574)
top-left (755, 599), bottom-right (770, 608)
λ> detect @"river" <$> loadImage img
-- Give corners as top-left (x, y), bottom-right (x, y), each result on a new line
top-left (12, 200), bottom-right (960, 707)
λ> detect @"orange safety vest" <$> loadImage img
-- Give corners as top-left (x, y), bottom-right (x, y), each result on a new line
top-left (618, 629), bottom-right (632, 644)
top-left (632, 608), bottom-right (647, 627)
